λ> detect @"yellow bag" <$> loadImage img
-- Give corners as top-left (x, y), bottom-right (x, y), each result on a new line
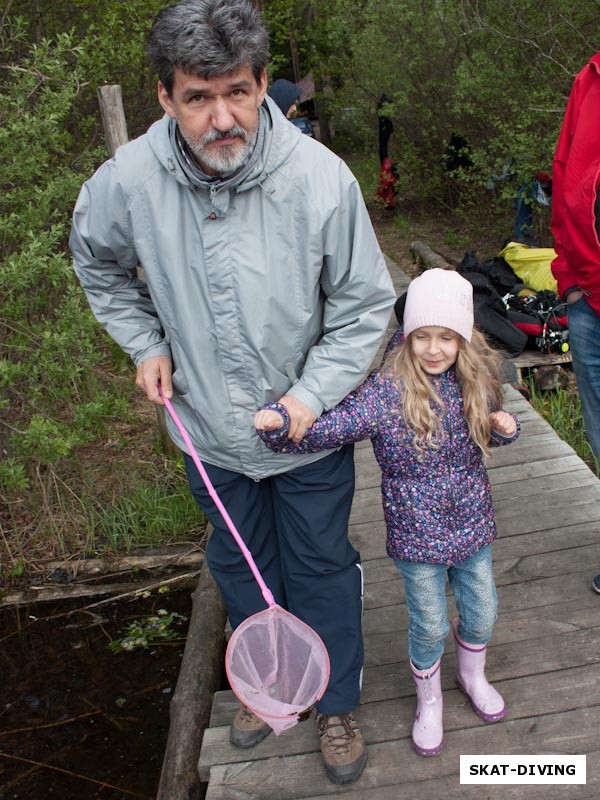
top-left (498, 241), bottom-right (558, 294)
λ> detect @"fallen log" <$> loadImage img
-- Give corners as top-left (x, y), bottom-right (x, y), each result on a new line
top-left (0, 569), bottom-right (201, 610)
top-left (156, 557), bottom-right (227, 800)
top-left (37, 546), bottom-right (203, 581)
top-left (410, 240), bottom-right (453, 270)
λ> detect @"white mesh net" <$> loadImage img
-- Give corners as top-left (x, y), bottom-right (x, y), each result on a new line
top-left (225, 605), bottom-right (330, 735)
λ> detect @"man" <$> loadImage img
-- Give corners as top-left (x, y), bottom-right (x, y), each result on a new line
top-left (70, 0), bottom-right (395, 785)
top-left (550, 51), bottom-right (600, 596)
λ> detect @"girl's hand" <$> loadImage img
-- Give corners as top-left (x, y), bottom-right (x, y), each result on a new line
top-left (490, 410), bottom-right (517, 438)
top-left (254, 410), bottom-right (285, 431)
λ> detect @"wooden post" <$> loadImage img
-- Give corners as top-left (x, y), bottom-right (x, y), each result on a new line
top-left (97, 87), bottom-right (227, 799)
top-left (97, 85), bottom-right (129, 158)
top-left (97, 84), bottom-right (179, 459)
top-left (156, 558), bottom-right (227, 800)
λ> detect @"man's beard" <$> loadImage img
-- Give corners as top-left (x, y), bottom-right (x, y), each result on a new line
top-left (180, 123), bottom-right (257, 175)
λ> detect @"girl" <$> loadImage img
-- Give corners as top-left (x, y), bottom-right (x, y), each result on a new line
top-left (254, 268), bottom-right (519, 757)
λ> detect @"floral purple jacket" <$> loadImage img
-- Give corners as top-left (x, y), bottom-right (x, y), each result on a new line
top-left (257, 362), bottom-right (520, 566)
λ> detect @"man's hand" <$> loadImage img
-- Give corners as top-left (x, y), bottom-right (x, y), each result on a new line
top-left (490, 410), bottom-right (517, 438)
top-left (566, 288), bottom-right (584, 304)
top-left (254, 410), bottom-right (285, 431)
top-left (278, 395), bottom-right (317, 443)
top-left (135, 355), bottom-right (173, 405)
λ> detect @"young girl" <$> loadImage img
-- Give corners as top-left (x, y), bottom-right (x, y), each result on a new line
top-left (254, 268), bottom-right (519, 757)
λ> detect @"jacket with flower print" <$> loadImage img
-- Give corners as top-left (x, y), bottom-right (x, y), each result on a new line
top-left (257, 360), bottom-right (519, 565)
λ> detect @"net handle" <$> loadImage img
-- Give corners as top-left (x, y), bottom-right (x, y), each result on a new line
top-left (159, 387), bottom-right (276, 608)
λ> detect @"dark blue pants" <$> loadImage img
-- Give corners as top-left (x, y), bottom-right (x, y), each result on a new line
top-left (184, 445), bottom-right (364, 714)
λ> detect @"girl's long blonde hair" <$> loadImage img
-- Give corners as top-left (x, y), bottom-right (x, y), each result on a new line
top-left (384, 328), bottom-right (504, 458)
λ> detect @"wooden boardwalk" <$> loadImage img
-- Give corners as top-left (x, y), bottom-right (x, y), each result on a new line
top-left (198, 258), bottom-right (600, 799)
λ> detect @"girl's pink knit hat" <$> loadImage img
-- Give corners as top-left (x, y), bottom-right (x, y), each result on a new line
top-left (403, 268), bottom-right (474, 342)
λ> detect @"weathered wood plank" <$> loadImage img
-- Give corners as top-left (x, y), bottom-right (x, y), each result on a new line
top-left (488, 454), bottom-right (591, 485)
top-left (203, 708), bottom-right (598, 799)
top-left (360, 625), bottom-right (600, 704)
top-left (351, 476), bottom-right (600, 527)
top-left (361, 594), bottom-right (600, 664)
top-left (363, 565), bottom-right (598, 621)
top-left (201, 662), bottom-right (600, 778)
top-left (350, 510), bottom-right (600, 567)
top-left (489, 467), bottom-right (596, 500)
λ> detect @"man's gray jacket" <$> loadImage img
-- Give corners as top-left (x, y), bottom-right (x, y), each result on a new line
top-left (70, 97), bottom-right (396, 479)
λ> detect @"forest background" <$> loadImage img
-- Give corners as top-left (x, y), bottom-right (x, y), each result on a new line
top-left (1, 0), bottom-right (598, 588)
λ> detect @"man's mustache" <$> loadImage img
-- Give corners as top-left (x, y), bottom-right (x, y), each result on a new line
top-left (201, 126), bottom-right (248, 145)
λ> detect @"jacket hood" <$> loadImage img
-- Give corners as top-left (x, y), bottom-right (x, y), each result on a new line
top-left (145, 95), bottom-right (302, 214)
top-left (590, 52), bottom-right (600, 74)
top-left (268, 79), bottom-right (302, 116)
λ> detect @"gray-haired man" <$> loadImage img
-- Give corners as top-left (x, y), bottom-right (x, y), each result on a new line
top-left (70, 0), bottom-right (395, 785)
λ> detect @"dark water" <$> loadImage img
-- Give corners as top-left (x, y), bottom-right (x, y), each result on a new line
top-left (0, 587), bottom-right (195, 799)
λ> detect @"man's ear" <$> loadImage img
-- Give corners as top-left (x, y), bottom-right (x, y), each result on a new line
top-left (157, 82), bottom-right (176, 118)
top-left (257, 69), bottom-right (268, 105)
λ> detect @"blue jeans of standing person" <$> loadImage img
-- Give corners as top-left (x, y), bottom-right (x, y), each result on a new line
top-left (394, 545), bottom-right (497, 670)
top-left (567, 295), bottom-right (600, 459)
top-left (184, 445), bottom-right (364, 715)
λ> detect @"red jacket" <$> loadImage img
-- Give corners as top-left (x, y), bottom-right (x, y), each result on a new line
top-left (551, 52), bottom-right (600, 315)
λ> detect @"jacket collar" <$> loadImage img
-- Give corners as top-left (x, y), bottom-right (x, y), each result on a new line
top-left (146, 95), bottom-right (302, 215)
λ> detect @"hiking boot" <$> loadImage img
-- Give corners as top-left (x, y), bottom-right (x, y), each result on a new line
top-left (593, 574), bottom-right (600, 594)
top-left (229, 706), bottom-right (272, 748)
top-left (317, 713), bottom-right (367, 785)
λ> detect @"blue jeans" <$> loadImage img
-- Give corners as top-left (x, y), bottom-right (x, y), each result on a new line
top-left (567, 295), bottom-right (600, 458)
top-left (394, 545), bottom-right (498, 670)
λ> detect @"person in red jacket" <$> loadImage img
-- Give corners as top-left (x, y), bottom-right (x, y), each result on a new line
top-left (550, 51), bottom-right (600, 595)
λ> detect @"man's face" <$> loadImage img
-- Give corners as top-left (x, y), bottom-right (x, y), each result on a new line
top-left (158, 66), bottom-right (267, 176)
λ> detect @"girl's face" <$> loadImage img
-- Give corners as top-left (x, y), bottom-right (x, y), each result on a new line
top-left (411, 326), bottom-right (460, 375)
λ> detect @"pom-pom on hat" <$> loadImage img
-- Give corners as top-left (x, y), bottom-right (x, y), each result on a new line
top-left (403, 268), bottom-right (474, 342)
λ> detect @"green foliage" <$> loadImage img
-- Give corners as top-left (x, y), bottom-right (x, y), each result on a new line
top-left (263, 0), bottom-right (600, 204)
top-left (97, 475), bottom-right (204, 554)
top-left (0, 3), bottom-right (212, 576)
top-left (109, 601), bottom-right (188, 653)
top-left (0, 26), bottom-right (113, 475)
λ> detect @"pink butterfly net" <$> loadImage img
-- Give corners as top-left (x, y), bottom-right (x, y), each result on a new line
top-left (162, 392), bottom-right (330, 735)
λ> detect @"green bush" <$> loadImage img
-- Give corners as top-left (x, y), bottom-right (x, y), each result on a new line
top-left (0, 16), bottom-right (204, 575)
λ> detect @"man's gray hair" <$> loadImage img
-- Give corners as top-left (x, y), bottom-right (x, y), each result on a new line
top-left (147, 0), bottom-right (269, 95)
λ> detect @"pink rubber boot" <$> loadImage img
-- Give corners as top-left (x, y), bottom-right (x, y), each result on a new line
top-left (453, 618), bottom-right (505, 722)
top-left (410, 659), bottom-right (444, 756)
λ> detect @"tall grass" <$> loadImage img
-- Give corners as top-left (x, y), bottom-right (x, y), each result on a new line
top-left (96, 477), bottom-right (205, 555)
top-left (525, 377), bottom-right (600, 478)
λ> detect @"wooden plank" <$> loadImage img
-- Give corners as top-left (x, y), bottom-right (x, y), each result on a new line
top-left (200, 663), bottom-right (600, 777)
top-left (361, 541), bottom-right (600, 611)
top-left (493, 497), bottom-right (600, 535)
top-left (486, 437), bottom-right (575, 468)
top-left (364, 566), bottom-right (599, 621)
top-left (488, 454), bottom-right (592, 486)
top-left (349, 508), bottom-right (600, 567)
top-left (203, 708), bottom-right (598, 799)
top-left (360, 625), bottom-right (600, 704)
top-left (490, 467), bottom-right (597, 500)
top-left (352, 474), bottom-right (600, 528)
top-left (362, 591), bottom-right (600, 656)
